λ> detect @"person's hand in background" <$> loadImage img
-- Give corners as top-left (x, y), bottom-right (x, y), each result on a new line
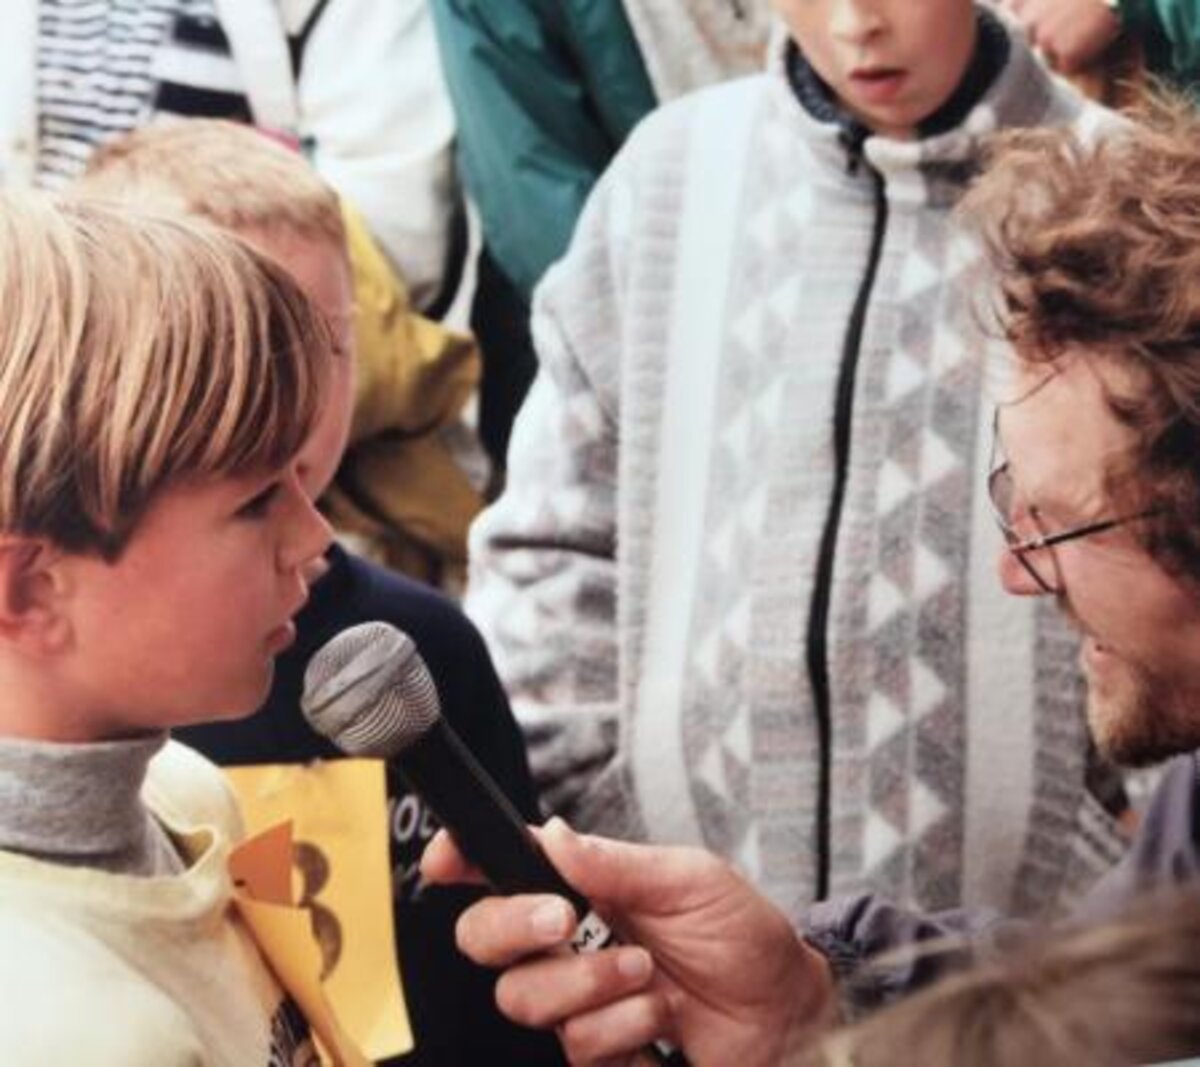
top-left (1001, 0), bottom-right (1122, 72)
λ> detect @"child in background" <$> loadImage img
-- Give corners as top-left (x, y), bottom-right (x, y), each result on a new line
top-left (0, 191), bottom-right (332, 1063)
top-left (78, 119), bottom-right (564, 1067)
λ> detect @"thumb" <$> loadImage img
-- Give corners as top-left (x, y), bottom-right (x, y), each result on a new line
top-left (538, 817), bottom-right (725, 915)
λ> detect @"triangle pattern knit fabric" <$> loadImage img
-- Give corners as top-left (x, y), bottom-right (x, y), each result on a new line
top-left (468, 16), bottom-right (1128, 922)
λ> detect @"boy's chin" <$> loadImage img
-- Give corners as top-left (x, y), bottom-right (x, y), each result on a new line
top-left (194, 666), bottom-right (277, 726)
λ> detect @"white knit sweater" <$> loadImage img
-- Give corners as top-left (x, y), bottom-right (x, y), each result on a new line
top-left (468, 17), bottom-right (1124, 921)
top-left (0, 743), bottom-right (308, 1065)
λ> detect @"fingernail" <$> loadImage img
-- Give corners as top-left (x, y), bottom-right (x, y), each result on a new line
top-left (531, 899), bottom-right (571, 941)
top-left (544, 816), bottom-right (575, 842)
top-left (618, 947), bottom-right (652, 981)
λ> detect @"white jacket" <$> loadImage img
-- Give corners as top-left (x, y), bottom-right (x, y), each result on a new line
top-left (467, 18), bottom-right (1126, 921)
top-left (0, 743), bottom-right (307, 1066)
top-left (0, 0), bottom-right (458, 310)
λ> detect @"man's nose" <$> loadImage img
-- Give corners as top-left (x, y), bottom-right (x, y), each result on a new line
top-left (997, 550), bottom-right (1048, 597)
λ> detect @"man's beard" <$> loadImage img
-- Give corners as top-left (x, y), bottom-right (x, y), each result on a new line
top-left (1087, 653), bottom-right (1200, 767)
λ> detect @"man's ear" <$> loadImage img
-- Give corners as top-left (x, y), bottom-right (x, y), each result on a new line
top-left (0, 538), bottom-right (71, 652)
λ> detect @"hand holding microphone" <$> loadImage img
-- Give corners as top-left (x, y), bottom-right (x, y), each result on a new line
top-left (300, 622), bottom-right (692, 1064)
top-left (423, 810), bottom-right (836, 1067)
top-left (300, 623), bottom-right (833, 1066)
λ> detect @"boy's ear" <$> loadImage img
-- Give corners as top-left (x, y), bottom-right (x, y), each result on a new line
top-left (0, 538), bottom-right (71, 652)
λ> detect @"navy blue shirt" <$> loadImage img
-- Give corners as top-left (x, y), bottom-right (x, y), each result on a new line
top-left (179, 545), bottom-right (564, 1066)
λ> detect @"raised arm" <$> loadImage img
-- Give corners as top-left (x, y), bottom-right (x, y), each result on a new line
top-left (464, 304), bottom-right (621, 816)
top-left (464, 144), bottom-right (638, 819)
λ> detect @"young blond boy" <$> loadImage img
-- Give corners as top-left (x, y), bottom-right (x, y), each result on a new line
top-left (0, 191), bottom-right (332, 1062)
top-left (77, 120), bottom-right (563, 1067)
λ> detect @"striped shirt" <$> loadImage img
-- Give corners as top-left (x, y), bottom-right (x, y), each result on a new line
top-left (36, 0), bottom-right (249, 188)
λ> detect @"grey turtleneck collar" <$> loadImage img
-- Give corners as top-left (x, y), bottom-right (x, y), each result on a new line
top-left (0, 731), bottom-right (183, 876)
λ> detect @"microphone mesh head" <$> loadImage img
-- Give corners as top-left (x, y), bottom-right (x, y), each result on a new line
top-left (301, 621), bottom-right (441, 758)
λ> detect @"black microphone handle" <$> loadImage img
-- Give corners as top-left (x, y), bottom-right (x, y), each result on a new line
top-left (399, 720), bottom-right (589, 910)
top-left (399, 719), bottom-right (688, 1065)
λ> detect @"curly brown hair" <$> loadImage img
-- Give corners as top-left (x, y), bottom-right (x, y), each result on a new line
top-left (960, 97), bottom-right (1200, 582)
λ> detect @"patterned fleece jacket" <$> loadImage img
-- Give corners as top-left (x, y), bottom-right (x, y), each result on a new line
top-left (466, 12), bottom-right (1124, 922)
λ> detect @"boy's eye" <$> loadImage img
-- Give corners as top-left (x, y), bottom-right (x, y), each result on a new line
top-left (236, 483), bottom-right (281, 519)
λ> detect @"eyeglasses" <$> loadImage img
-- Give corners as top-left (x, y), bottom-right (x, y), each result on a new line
top-left (987, 408), bottom-right (1154, 594)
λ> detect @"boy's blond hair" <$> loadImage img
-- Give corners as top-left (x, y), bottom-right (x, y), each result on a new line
top-left (0, 191), bottom-right (331, 559)
top-left (80, 119), bottom-right (345, 249)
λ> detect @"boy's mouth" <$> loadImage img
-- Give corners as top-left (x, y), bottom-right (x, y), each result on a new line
top-left (847, 67), bottom-right (907, 104)
top-left (265, 619), bottom-right (298, 656)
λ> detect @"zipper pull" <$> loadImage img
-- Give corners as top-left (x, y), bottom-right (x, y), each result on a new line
top-left (838, 125), bottom-right (868, 177)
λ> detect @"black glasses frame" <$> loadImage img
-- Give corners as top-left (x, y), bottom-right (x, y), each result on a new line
top-left (987, 408), bottom-right (1155, 594)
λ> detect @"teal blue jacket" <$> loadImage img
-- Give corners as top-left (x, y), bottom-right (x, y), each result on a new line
top-left (1119, 0), bottom-right (1200, 90)
top-left (431, 0), bottom-right (656, 301)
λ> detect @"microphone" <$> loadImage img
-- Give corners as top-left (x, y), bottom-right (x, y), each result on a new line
top-left (301, 622), bottom-right (686, 1065)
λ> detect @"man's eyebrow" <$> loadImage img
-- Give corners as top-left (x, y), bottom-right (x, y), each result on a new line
top-left (997, 441), bottom-right (1073, 522)
top-left (1029, 472), bottom-right (1105, 526)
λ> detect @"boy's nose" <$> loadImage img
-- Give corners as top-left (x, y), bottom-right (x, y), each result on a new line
top-left (829, 0), bottom-right (885, 43)
top-left (278, 467), bottom-right (333, 573)
top-left (997, 549), bottom-right (1047, 597)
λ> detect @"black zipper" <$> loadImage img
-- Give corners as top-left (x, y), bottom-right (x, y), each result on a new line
top-left (805, 135), bottom-right (888, 900)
